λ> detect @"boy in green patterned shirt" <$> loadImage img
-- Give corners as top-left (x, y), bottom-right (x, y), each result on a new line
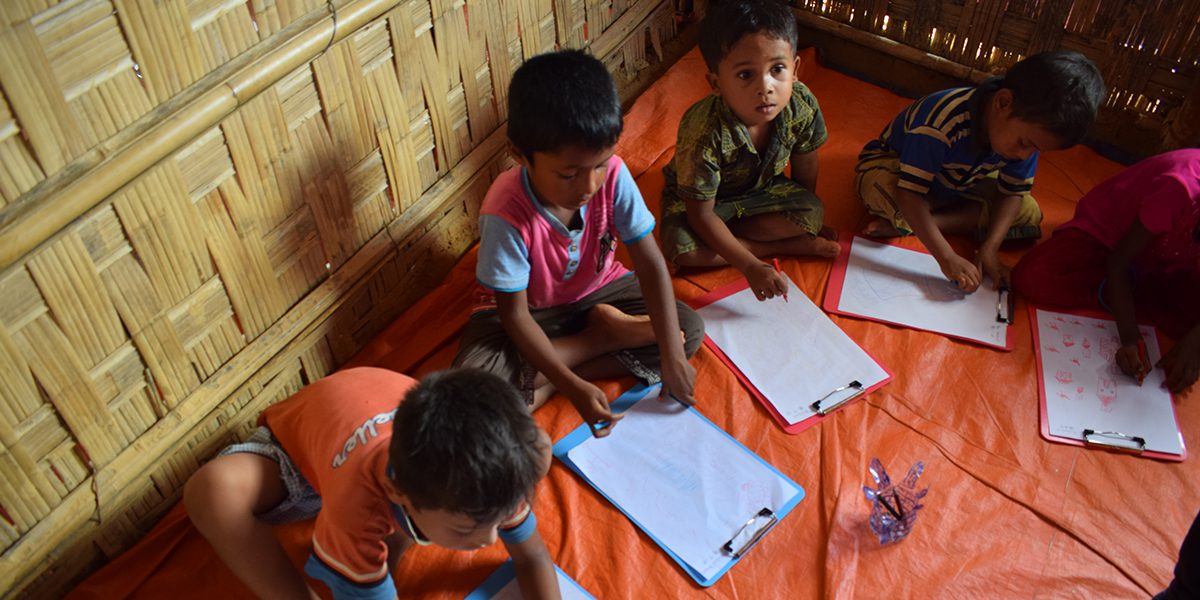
top-left (661, 0), bottom-right (838, 302)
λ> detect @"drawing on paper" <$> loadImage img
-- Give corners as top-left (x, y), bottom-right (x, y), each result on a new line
top-left (1036, 308), bottom-right (1182, 456)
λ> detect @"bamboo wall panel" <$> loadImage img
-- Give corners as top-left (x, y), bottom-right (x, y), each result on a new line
top-left (791, 0), bottom-right (1200, 149)
top-left (0, 0), bottom-right (682, 596)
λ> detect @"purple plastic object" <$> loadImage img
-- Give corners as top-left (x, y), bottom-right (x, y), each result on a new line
top-left (862, 457), bottom-right (927, 544)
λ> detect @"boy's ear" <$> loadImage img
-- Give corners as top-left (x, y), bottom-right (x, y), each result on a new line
top-left (792, 54), bottom-right (802, 77)
top-left (993, 88), bottom-right (1015, 115)
top-left (705, 70), bottom-right (720, 95)
top-left (507, 141), bottom-right (530, 168)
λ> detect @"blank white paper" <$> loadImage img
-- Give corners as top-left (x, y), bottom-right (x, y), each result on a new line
top-left (835, 237), bottom-right (1008, 347)
top-left (1036, 309), bottom-right (1182, 455)
top-left (566, 391), bottom-right (799, 580)
top-left (487, 568), bottom-right (592, 600)
top-left (696, 278), bottom-right (890, 425)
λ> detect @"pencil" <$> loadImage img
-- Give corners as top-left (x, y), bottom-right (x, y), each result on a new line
top-left (1136, 339), bottom-right (1148, 385)
top-left (877, 494), bottom-right (903, 521)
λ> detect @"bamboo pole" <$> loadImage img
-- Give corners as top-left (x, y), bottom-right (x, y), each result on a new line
top-left (0, 0), bottom-right (404, 273)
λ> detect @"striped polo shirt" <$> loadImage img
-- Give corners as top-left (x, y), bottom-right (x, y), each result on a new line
top-left (859, 80), bottom-right (1038, 200)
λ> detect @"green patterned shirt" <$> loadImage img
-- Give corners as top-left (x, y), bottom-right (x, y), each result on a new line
top-left (663, 81), bottom-right (827, 207)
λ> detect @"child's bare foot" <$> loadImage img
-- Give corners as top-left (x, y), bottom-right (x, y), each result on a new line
top-left (862, 218), bottom-right (901, 238)
top-left (585, 304), bottom-right (657, 350)
top-left (797, 235), bottom-right (841, 258)
top-left (818, 226), bottom-right (839, 241)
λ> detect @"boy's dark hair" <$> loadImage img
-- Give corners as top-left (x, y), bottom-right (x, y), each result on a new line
top-left (698, 0), bottom-right (799, 73)
top-left (1001, 50), bottom-right (1105, 145)
top-left (389, 368), bottom-right (544, 523)
top-left (507, 50), bottom-right (622, 160)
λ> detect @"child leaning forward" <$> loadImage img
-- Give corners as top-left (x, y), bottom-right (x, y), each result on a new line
top-left (856, 50), bottom-right (1105, 293)
top-left (185, 367), bottom-right (563, 600)
top-left (1013, 149), bottom-right (1200, 393)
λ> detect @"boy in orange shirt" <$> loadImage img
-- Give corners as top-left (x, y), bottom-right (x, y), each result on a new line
top-left (184, 367), bottom-right (560, 599)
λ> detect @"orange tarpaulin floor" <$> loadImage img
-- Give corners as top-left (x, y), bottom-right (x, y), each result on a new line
top-left (70, 48), bottom-right (1198, 600)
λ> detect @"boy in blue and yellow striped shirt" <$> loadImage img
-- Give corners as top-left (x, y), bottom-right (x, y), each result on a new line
top-left (856, 51), bottom-right (1104, 293)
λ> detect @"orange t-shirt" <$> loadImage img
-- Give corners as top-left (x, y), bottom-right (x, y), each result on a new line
top-left (261, 367), bottom-right (413, 596)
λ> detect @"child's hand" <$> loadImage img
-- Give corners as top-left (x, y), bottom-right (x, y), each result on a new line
top-left (566, 380), bottom-right (623, 437)
top-left (1115, 341), bottom-right (1151, 383)
top-left (659, 354), bottom-right (697, 406)
top-left (975, 249), bottom-right (1011, 289)
top-left (743, 262), bottom-right (788, 301)
top-left (1159, 332), bottom-right (1200, 393)
top-left (936, 253), bottom-right (982, 292)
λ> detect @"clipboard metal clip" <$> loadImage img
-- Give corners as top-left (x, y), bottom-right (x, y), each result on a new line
top-left (996, 286), bottom-right (1014, 325)
top-left (1081, 428), bottom-right (1146, 453)
top-left (810, 380), bottom-right (864, 415)
top-left (721, 507), bottom-right (777, 559)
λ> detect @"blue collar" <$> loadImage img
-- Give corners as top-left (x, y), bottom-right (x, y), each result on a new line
top-left (391, 502), bottom-right (433, 546)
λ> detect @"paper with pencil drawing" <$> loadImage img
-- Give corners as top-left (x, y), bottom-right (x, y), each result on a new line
top-left (565, 389), bottom-right (801, 581)
top-left (829, 237), bottom-right (1009, 348)
top-left (1034, 308), bottom-right (1182, 456)
top-left (696, 277), bottom-right (890, 425)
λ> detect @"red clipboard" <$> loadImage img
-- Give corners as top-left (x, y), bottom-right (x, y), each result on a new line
top-left (1030, 305), bottom-right (1185, 462)
top-left (688, 276), bottom-right (894, 435)
top-left (823, 236), bottom-right (1015, 351)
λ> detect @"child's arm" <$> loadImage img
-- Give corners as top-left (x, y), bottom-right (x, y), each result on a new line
top-left (684, 199), bottom-right (789, 300)
top-left (495, 290), bottom-right (622, 434)
top-left (626, 234), bottom-right (697, 405)
top-left (1107, 217), bottom-right (1200, 392)
top-left (1105, 220), bottom-right (1155, 381)
top-left (976, 194), bottom-right (1022, 288)
top-left (893, 188), bottom-right (983, 291)
top-left (789, 149), bottom-right (819, 193)
top-left (504, 526), bottom-right (561, 600)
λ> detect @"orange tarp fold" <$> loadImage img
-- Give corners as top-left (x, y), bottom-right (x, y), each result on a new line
top-left (70, 48), bottom-right (1197, 600)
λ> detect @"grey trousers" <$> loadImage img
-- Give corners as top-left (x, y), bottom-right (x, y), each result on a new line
top-left (453, 274), bottom-right (705, 402)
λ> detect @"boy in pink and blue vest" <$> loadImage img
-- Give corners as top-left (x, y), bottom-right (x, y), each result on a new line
top-left (454, 50), bottom-right (704, 436)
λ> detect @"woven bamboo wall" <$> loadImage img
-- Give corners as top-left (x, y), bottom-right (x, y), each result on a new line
top-left (0, 1), bottom-right (683, 597)
top-left (790, 0), bottom-right (1200, 152)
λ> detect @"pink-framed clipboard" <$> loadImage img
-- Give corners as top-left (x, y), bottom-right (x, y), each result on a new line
top-left (1029, 305), bottom-right (1185, 462)
top-left (823, 236), bottom-right (1015, 351)
top-left (688, 275), bottom-right (893, 435)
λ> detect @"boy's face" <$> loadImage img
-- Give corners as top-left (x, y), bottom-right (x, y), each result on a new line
top-left (707, 32), bottom-right (800, 130)
top-left (390, 429), bottom-right (553, 551)
top-left (986, 89), bottom-right (1068, 161)
top-left (516, 144), bottom-right (617, 213)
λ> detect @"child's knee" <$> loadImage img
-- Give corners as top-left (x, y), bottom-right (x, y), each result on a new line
top-left (1014, 194), bottom-right (1044, 227)
top-left (184, 455), bottom-right (279, 529)
top-left (184, 462), bottom-right (242, 530)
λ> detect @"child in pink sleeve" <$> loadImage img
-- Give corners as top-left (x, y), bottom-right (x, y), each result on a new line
top-left (1012, 149), bottom-right (1200, 392)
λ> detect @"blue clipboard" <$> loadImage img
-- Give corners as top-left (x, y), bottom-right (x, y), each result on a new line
top-left (463, 560), bottom-right (595, 599)
top-left (552, 383), bottom-right (805, 587)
